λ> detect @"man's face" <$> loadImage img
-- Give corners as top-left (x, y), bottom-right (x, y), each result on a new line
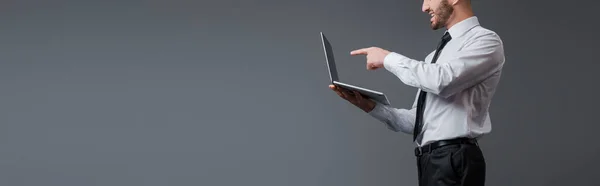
top-left (422, 0), bottom-right (454, 30)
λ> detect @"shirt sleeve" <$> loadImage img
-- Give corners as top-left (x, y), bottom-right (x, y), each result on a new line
top-left (367, 101), bottom-right (416, 134)
top-left (382, 33), bottom-right (505, 98)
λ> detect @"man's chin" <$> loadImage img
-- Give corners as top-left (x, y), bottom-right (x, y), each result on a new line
top-left (430, 23), bottom-right (442, 30)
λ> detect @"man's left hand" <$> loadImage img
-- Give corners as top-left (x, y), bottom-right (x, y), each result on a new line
top-left (350, 47), bottom-right (391, 70)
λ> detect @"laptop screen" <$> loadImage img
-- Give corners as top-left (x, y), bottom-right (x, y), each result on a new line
top-left (321, 32), bottom-right (339, 83)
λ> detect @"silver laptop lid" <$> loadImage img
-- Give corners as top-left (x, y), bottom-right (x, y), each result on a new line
top-left (320, 32), bottom-right (339, 83)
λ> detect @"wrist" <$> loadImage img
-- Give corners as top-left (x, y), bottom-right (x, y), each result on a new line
top-left (361, 100), bottom-right (377, 112)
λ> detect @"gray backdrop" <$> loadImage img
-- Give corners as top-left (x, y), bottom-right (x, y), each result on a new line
top-left (0, 0), bottom-right (598, 185)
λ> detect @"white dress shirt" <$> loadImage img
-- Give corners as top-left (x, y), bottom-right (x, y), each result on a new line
top-left (368, 16), bottom-right (505, 146)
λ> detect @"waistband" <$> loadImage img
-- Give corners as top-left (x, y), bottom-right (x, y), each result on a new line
top-left (414, 137), bottom-right (478, 156)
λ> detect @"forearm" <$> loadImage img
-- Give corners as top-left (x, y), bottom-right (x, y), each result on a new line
top-left (367, 102), bottom-right (415, 134)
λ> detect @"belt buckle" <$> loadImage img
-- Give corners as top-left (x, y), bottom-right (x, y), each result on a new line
top-left (414, 147), bottom-right (422, 156)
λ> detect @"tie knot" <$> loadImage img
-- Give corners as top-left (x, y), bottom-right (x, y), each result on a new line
top-left (442, 32), bottom-right (452, 42)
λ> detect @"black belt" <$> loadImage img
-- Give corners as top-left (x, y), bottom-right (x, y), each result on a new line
top-left (414, 137), bottom-right (478, 156)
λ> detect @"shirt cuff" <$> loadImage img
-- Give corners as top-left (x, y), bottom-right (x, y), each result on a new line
top-left (368, 101), bottom-right (390, 122)
top-left (368, 101), bottom-right (400, 132)
top-left (383, 52), bottom-right (411, 72)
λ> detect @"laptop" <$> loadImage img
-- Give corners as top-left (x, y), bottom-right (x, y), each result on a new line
top-left (320, 32), bottom-right (391, 105)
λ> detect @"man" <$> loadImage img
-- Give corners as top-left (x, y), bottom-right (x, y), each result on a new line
top-left (329, 0), bottom-right (505, 185)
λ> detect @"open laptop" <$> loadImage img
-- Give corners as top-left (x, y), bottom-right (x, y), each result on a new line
top-left (321, 32), bottom-right (391, 105)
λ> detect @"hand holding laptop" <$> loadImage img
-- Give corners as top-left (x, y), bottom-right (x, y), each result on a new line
top-left (329, 84), bottom-right (376, 113)
top-left (321, 32), bottom-right (391, 106)
top-left (350, 47), bottom-right (391, 70)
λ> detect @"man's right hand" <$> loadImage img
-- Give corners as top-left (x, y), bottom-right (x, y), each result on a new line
top-left (329, 84), bottom-right (376, 112)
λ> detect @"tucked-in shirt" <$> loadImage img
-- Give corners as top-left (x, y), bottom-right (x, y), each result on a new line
top-left (368, 16), bottom-right (505, 147)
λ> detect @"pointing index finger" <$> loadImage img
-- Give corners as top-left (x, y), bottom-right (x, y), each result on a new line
top-left (350, 48), bottom-right (369, 55)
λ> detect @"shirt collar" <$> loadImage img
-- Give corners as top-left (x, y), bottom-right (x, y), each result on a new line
top-left (446, 16), bottom-right (480, 38)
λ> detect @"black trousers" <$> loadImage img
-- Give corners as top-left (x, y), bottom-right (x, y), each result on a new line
top-left (416, 140), bottom-right (486, 186)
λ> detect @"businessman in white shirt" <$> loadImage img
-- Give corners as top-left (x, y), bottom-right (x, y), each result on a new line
top-left (329, 0), bottom-right (505, 185)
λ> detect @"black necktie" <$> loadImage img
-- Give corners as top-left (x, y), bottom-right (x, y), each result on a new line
top-left (413, 32), bottom-right (452, 143)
